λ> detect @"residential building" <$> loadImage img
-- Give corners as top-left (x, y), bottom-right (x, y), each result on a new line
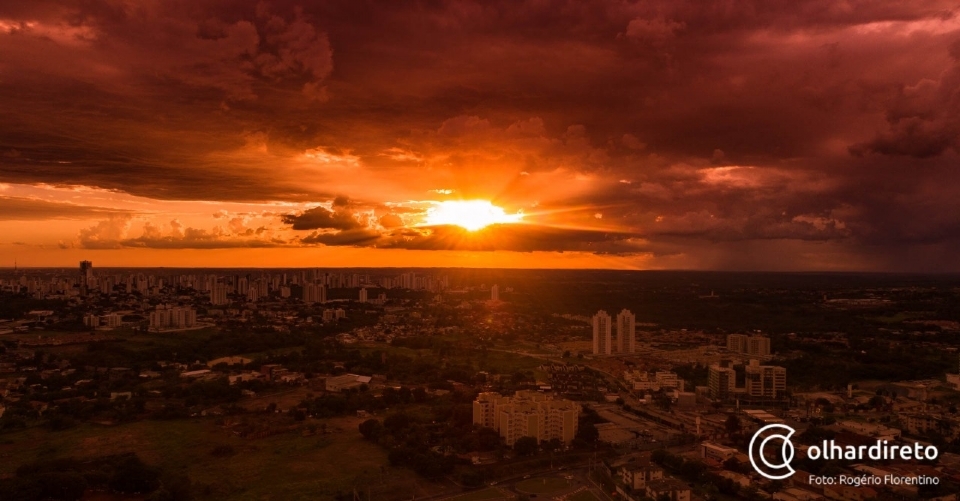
top-left (83, 314), bottom-right (99, 328)
top-left (210, 284), bottom-right (229, 305)
top-left (472, 392), bottom-right (506, 429)
top-left (303, 283), bottom-right (327, 304)
top-left (593, 310), bottom-right (612, 355)
top-left (728, 334), bottom-right (771, 357)
top-left (149, 305), bottom-right (197, 330)
top-left (617, 309), bottom-right (636, 354)
top-left (744, 360), bottom-right (787, 399)
top-left (645, 479), bottom-right (691, 501)
top-left (472, 391), bottom-right (580, 446)
top-left (102, 313), bottom-right (123, 328)
top-left (708, 364), bottom-right (736, 400)
top-left (620, 464), bottom-right (663, 490)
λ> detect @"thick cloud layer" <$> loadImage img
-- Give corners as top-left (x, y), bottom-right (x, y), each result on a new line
top-left (2, 0), bottom-right (960, 270)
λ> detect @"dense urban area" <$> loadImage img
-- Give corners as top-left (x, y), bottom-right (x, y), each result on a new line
top-left (1, 265), bottom-right (959, 501)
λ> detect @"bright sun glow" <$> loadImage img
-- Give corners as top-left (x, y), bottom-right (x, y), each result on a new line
top-left (423, 200), bottom-right (523, 231)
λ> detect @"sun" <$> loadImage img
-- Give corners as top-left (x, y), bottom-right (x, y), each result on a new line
top-left (423, 200), bottom-right (523, 231)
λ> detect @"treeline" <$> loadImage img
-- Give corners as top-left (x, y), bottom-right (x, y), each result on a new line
top-left (354, 395), bottom-right (478, 478)
top-left (650, 449), bottom-right (743, 499)
top-left (0, 453), bottom-right (191, 501)
top-left (355, 394), bottom-right (604, 480)
top-left (776, 343), bottom-right (955, 390)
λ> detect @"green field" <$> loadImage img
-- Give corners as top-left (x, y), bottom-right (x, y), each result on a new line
top-left (0, 415), bottom-right (437, 500)
top-left (514, 476), bottom-right (570, 495)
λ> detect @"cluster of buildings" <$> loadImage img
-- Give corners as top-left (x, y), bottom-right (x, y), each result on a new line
top-left (708, 359), bottom-right (787, 401)
top-left (0, 262), bottom-right (455, 302)
top-left (726, 333), bottom-right (772, 358)
top-left (83, 313), bottom-right (124, 329)
top-left (704, 334), bottom-right (786, 402)
top-left (472, 391), bottom-right (581, 446)
top-left (148, 305), bottom-right (198, 330)
top-left (613, 459), bottom-right (691, 501)
top-left (622, 370), bottom-right (685, 392)
top-left (592, 309), bottom-right (638, 355)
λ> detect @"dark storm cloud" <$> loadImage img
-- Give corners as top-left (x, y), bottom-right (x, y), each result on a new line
top-left (281, 206), bottom-right (364, 230)
top-left (0, 196), bottom-right (136, 220)
top-left (4, 0), bottom-right (960, 267)
top-left (296, 223), bottom-right (643, 254)
top-left (380, 225), bottom-right (643, 253)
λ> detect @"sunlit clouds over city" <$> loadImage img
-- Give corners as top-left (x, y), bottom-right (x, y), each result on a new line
top-left (2, 1), bottom-right (960, 270)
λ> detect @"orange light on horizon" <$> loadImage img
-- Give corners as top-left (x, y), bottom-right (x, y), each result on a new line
top-left (422, 200), bottom-right (523, 231)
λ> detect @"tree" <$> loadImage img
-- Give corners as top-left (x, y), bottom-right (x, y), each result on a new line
top-left (109, 456), bottom-right (160, 494)
top-left (38, 472), bottom-right (87, 501)
top-left (514, 436), bottom-right (538, 456)
top-left (358, 418), bottom-right (383, 441)
top-left (575, 422), bottom-right (599, 443)
top-left (724, 415), bottom-right (741, 435)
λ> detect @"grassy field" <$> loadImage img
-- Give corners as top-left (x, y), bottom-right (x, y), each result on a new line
top-left (514, 477), bottom-right (570, 495)
top-left (0, 415), bottom-right (440, 500)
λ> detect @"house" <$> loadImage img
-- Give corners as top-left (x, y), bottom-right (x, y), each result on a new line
top-left (620, 464), bottom-right (664, 490)
top-left (325, 374), bottom-right (371, 392)
top-left (700, 441), bottom-right (738, 462)
top-left (645, 478), bottom-right (691, 501)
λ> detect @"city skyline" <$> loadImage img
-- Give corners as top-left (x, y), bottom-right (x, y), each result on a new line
top-left (3, 1), bottom-right (960, 271)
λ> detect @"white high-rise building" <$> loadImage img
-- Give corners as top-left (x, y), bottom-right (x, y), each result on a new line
top-left (359, 288), bottom-right (368, 303)
top-left (617, 309), bottom-right (636, 354)
top-left (593, 310), bottom-right (612, 355)
top-left (490, 284), bottom-right (499, 301)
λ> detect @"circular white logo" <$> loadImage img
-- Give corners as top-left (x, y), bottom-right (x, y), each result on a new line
top-left (749, 423), bottom-right (796, 480)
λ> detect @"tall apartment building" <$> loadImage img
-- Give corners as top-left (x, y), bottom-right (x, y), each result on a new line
top-left (727, 334), bottom-right (748, 353)
top-left (149, 305), bottom-right (197, 330)
top-left (83, 314), bottom-right (99, 328)
top-left (709, 360), bottom-right (786, 400)
top-left (708, 364), bottom-right (737, 401)
top-left (747, 336), bottom-right (771, 357)
top-left (102, 313), bottom-right (123, 328)
top-left (302, 283), bottom-right (327, 304)
top-left (472, 392), bottom-right (506, 429)
top-left (210, 284), bottom-right (229, 305)
top-left (744, 360), bottom-right (786, 399)
top-left (593, 310), bottom-right (612, 355)
top-left (490, 284), bottom-right (499, 301)
top-left (79, 260), bottom-right (93, 297)
top-left (727, 334), bottom-right (771, 357)
top-left (472, 391), bottom-right (580, 446)
top-left (359, 287), bottom-right (368, 303)
top-left (617, 309), bottom-right (636, 354)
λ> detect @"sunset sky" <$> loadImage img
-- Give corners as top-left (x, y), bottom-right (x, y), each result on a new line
top-left (2, 1), bottom-right (960, 271)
